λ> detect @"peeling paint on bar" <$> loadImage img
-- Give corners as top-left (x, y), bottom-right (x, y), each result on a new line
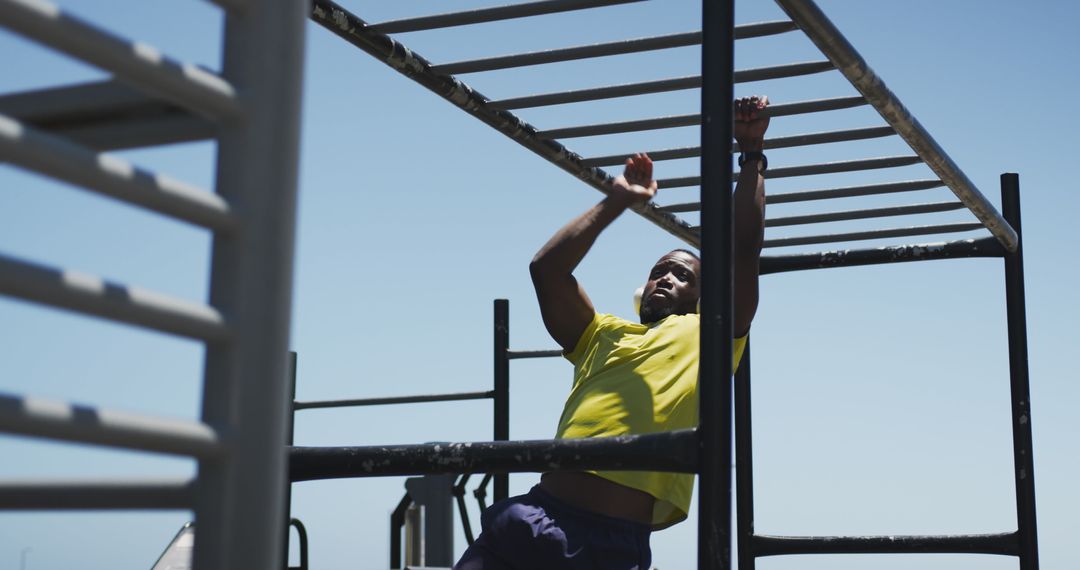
top-left (289, 429), bottom-right (699, 481)
top-left (759, 237), bottom-right (1006, 275)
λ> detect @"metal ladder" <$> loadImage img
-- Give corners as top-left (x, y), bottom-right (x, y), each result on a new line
top-left (0, 0), bottom-right (306, 567)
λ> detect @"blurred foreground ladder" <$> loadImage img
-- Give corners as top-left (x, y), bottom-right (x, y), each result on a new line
top-left (0, 0), bottom-right (306, 568)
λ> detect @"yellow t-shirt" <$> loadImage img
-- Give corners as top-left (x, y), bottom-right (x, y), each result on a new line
top-left (556, 312), bottom-right (747, 530)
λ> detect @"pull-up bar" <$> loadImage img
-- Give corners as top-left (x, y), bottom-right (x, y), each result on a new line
top-left (367, 0), bottom-right (645, 34)
top-left (432, 21), bottom-right (797, 75)
top-left (659, 179), bottom-right (946, 213)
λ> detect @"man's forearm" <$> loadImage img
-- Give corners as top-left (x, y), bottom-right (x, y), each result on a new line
top-left (530, 195), bottom-right (631, 276)
top-left (733, 162), bottom-right (765, 251)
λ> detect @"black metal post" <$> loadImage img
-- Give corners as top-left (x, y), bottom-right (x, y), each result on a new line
top-left (283, 351), bottom-right (298, 569)
top-left (389, 493), bottom-right (411, 569)
top-left (734, 340), bottom-right (755, 570)
top-left (699, 0), bottom-right (736, 568)
top-left (1000, 173), bottom-right (1040, 570)
top-left (493, 299), bottom-right (510, 502)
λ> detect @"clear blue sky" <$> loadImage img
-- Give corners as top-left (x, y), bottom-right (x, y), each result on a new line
top-left (1, 1), bottom-right (1076, 569)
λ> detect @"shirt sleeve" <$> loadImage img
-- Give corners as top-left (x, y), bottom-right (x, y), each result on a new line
top-left (564, 313), bottom-right (605, 365)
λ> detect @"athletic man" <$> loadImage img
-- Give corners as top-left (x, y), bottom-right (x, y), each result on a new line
top-left (454, 95), bottom-right (770, 569)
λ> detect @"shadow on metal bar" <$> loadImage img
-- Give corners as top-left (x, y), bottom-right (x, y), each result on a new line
top-left (289, 429), bottom-right (699, 482)
top-left (293, 391), bottom-right (494, 411)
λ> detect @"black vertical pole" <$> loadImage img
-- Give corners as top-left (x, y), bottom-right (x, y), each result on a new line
top-left (1000, 173), bottom-right (1040, 570)
top-left (734, 340), bottom-right (756, 570)
top-left (283, 351), bottom-right (298, 569)
top-left (494, 299), bottom-right (510, 502)
top-left (699, 1), bottom-right (736, 568)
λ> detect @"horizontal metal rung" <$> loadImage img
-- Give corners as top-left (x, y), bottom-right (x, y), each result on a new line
top-left (759, 222), bottom-right (986, 248)
top-left (0, 252), bottom-right (231, 342)
top-left (538, 95), bottom-right (866, 139)
top-left (768, 179), bottom-right (945, 204)
top-left (581, 126), bottom-right (895, 167)
top-left (760, 237), bottom-right (1007, 275)
top-left (656, 155), bottom-right (924, 189)
top-left (0, 80), bottom-right (215, 151)
top-left (294, 390), bottom-right (494, 411)
top-left (432, 21), bottom-right (796, 74)
top-left (0, 392), bottom-right (223, 458)
top-left (0, 114), bottom-right (233, 230)
top-left (752, 532), bottom-right (1019, 557)
top-left (506, 349), bottom-right (563, 360)
top-left (368, 0), bottom-right (645, 34)
top-left (0, 0), bottom-right (240, 122)
top-left (290, 428), bottom-right (698, 481)
top-left (0, 478), bottom-right (194, 510)
top-left (765, 201), bottom-right (965, 228)
top-left (490, 61), bottom-right (833, 109)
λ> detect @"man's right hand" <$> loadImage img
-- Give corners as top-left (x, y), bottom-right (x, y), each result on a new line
top-left (610, 152), bottom-right (658, 205)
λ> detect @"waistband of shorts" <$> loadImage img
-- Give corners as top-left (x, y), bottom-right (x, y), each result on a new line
top-left (527, 484), bottom-right (652, 536)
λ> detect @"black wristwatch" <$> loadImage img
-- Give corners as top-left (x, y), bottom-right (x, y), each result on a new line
top-left (738, 151), bottom-right (767, 172)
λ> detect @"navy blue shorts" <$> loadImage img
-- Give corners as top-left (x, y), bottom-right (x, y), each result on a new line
top-left (453, 484), bottom-right (652, 570)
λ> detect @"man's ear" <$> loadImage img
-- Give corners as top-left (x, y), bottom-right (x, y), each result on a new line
top-left (633, 286), bottom-right (644, 315)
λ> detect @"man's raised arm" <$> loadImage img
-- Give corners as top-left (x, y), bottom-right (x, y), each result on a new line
top-left (732, 95), bottom-right (769, 337)
top-left (530, 153), bottom-right (658, 352)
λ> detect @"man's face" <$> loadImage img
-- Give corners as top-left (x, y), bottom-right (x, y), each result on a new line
top-left (639, 250), bottom-right (701, 324)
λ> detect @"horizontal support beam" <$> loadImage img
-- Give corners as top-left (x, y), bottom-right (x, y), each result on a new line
top-left (0, 0), bottom-right (240, 122)
top-left (759, 237), bottom-right (1006, 274)
top-left (310, 0), bottom-right (699, 247)
top-left (368, 0), bottom-right (645, 34)
top-left (0, 478), bottom-right (194, 510)
top-left (432, 20), bottom-right (796, 74)
top-left (761, 222), bottom-right (986, 248)
top-left (0, 80), bottom-right (215, 150)
top-left (0, 392), bottom-right (223, 458)
top-left (752, 532), bottom-right (1019, 557)
top-left (657, 155), bottom-right (924, 189)
top-left (294, 390), bottom-right (494, 411)
top-left (775, 0), bottom-right (1017, 251)
top-left (537, 95), bottom-right (866, 139)
top-left (0, 114), bottom-right (234, 230)
top-left (489, 60), bottom-right (833, 109)
top-left (506, 349), bottom-right (563, 360)
top-left (581, 126), bottom-right (895, 167)
top-left (764, 201), bottom-right (965, 228)
top-left (290, 429), bottom-right (699, 481)
top-left (0, 252), bottom-right (231, 342)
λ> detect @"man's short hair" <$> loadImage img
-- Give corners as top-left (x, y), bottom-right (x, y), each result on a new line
top-left (670, 248), bottom-right (701, 263)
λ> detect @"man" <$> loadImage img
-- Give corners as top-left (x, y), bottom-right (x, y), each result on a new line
top-left (454, 95), bottom-right (769, 569)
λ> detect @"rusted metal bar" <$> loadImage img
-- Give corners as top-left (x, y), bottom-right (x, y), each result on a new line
top-left (758, 237), bottom-right (1005, 274)
top-left (760, 222), bottom-right (985, 248)
top-left (289, 429), bottom-right (699, 481)
top-left (752, 532), bottom-right (1019, 557)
